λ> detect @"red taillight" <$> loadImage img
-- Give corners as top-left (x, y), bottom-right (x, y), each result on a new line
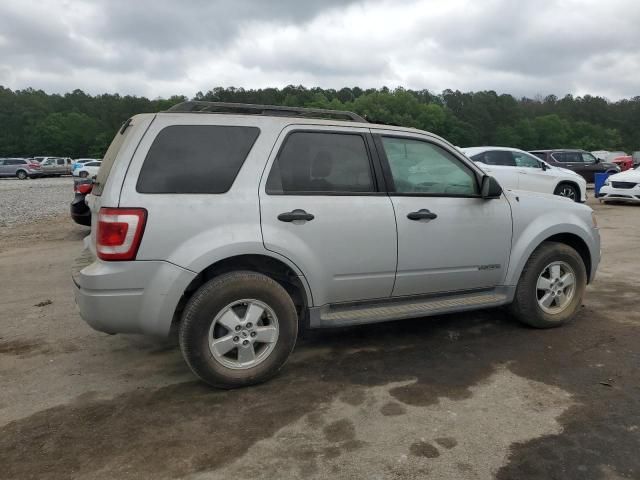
top-left (75, 183), bottom-right (93, 194)
top-left (29, 163), bottom-right (41, 169)
top-left (96, 208), bottom-right (147, 261)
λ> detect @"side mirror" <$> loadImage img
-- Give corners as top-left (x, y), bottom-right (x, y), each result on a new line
top-left (540, 162), bottom-right (548, 171)
top-left (481, 175), bottom-right (503, 199)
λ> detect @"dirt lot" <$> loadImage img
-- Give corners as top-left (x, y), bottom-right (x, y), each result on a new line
top-left (0, 195), bottom-right (638, 480)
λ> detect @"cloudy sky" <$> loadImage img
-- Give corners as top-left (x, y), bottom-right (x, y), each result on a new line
top-left (1, 0), bottom-right (639, 99)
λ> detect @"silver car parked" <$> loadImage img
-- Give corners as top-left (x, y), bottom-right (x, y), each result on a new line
top-left (73, 102), bottom-right (601, 388)
top-left (0, 158), bottom-right (42, 179)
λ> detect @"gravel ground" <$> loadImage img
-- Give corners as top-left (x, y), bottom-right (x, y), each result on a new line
top-left (0, 177), bottom-right (75, 227)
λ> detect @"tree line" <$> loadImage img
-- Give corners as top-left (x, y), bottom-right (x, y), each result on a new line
top-left (1, 85), bottom-right (638, 158)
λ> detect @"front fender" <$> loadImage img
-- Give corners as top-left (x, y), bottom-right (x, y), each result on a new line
top-left (505, 211), bottom-right (599, 286)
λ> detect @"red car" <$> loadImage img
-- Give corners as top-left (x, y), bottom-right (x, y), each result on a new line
top-left (611, 155), bottom-right (634, 171)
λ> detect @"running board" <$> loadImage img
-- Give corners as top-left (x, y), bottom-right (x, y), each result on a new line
top-left (309, 288), bottom-right (513, 328)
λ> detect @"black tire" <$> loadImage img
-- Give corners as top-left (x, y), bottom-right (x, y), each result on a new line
top-left (79, 171), bottom-right (89, 178)
top-left (179, 271), bottom-right (298, 388)
top-left (554, 183), bottom-right (579, 202)
top-left (16, 170), bottom-right (28, 180)
top-left (509, 241), bottom-right (587, 328)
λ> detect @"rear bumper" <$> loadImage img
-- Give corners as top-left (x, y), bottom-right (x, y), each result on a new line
top-left (72, 247), bottom-right (196, 336)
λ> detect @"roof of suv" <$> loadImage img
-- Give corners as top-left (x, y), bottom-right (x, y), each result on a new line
top-left (159, 101), bottom-right (445, 142)
top-left (529, 149), bottom-right (586, 153)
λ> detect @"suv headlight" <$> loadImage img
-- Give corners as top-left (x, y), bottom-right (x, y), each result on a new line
top-left (604, 178), bottom-right (610, 186)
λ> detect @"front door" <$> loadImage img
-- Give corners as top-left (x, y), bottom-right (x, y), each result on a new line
top-left (374, 133), bottom-right (513, 297)
top-left (260, 127), bottom-right (397, 306)
top-left (512, 150), bottom-right (554, 195)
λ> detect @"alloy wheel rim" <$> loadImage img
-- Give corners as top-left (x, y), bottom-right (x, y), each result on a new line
top-left (536, 261), bottom-right (576, 314)
top-left (208, 299), bottom-right (279, 370)
top-left (559, 186), bottom-right (576, 199)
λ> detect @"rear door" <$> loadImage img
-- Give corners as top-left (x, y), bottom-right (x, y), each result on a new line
top-left (374, 132), bottom-right (512, 297)
top-left (259, 126), bottom-right (397, 306)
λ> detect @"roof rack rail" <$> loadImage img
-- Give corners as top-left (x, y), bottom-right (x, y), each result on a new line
top-left (165, 101), bottom-right (367, 123)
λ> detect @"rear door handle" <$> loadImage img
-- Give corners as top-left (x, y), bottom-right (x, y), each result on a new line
top-left (278, 209), bottom-right (315, 222)
top-left (407, 209), bottom-right (438, 221)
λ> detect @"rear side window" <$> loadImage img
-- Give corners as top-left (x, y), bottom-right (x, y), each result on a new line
top-left (137, 125), bottom-right (259, 194)
top-left (471, 151), bottom-right (516, 166)
top-left (266, 131), bottom-right (375, 194)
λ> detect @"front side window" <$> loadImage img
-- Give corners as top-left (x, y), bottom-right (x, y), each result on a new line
top-left (382, 137), bottom-right (478, 195)
top-left (137, 125), bottom-right (260, 194)
top-left (581, 153), bottom-right (596, 163)
top-left (266, 131), bottom-right (375, 194)
top-left (513, 151), bottom-right (542, 168)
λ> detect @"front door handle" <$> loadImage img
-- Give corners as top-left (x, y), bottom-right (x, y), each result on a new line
top-left (407, 209), bottom-right (438, 221)
top-left (278, 209), bottom-right (315, 222)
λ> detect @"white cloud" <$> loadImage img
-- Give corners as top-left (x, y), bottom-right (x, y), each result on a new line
top-left (0, 0), bottom-right (639, 99)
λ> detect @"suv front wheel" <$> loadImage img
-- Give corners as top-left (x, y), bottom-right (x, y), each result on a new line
top-left (554, 183), bottom-right (579, 202)
top-left (510, 242), bottom-right (587, 328)
top-left (179, 271), bottom-right (298, 388)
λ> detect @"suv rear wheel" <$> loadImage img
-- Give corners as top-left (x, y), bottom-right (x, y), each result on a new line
top-left (510, 242), bottom-right (587, 328)
top-left (16, 170), bottom-right (28, 180)
top-left (179, 271), bottom-right (298, 388)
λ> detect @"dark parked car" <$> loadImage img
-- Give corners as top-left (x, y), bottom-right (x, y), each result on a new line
top-left (70, 179), bottom-right (93, 226)
top-left (529, 150), bottom-right (620, 182)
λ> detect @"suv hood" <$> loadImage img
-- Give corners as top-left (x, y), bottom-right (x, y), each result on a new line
top-left (608, 168), bottom-right (640, 182)
top-left (599, 161), bottom-right (620, 171)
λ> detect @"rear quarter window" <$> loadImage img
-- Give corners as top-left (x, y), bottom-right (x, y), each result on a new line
top-left (137, 125), bottom-right (260, 194)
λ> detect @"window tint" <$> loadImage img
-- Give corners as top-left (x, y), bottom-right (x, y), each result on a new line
top-left (581, 153), bottom-right (596, 163)
top-left (530, 152), bottom-right (546, 160)
top-left (382, 137), bottom-right (478, 195)
top-left (513, 151), bottom-right (542, 168)
top-left (266, 132), bottom-right (374, 194)
top-left (554, 152), bottom-right (580, 163)
top-left (137, 125), bottom-right (259, 194)
top-left (7, 159), bottom-right (26, 165)
top-left (86, 162), bottom-right (101, 167)
top-left (471, 150), bottom-right (516, 166)
top-left (57, 158), bottom-right (65, 165)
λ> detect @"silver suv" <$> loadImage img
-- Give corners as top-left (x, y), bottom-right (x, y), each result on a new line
top-left (73, 102), bottom-right (600, 388)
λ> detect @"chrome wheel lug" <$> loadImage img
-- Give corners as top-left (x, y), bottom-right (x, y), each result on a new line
top-left (250, 331), bottom-right (257, 337)
top-left (235, 325), bottom-right (241, 332)
top-left (242, 340), bottom-right (249, 346)
top-left (233, 336), bottom-right (239, 342)
top-left (246, 322), bottom-right (253, 329)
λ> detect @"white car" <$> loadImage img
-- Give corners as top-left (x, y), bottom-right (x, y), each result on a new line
top-left (73, 160), bottom-right (101, 178)
top-left (461, 147), bottom-right (587, 202)
top-left (599, 166), bottom-right (640, 203)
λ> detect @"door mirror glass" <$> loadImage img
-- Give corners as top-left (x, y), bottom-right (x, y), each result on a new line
top-left (481, 175), bottom-right (503, 199)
